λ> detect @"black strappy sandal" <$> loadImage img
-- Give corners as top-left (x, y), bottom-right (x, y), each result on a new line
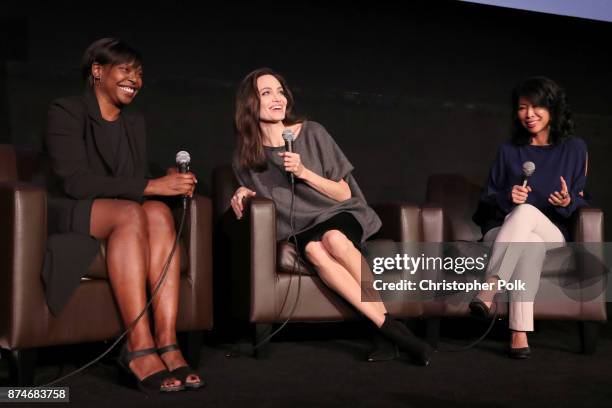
top-left (118, 345), bottom-right (185, 394)
top-left (157, 344), bottom-right (206, 390)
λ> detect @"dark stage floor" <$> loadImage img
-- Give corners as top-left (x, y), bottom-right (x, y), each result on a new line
top-left (1, 319), bottom-right (611, 408)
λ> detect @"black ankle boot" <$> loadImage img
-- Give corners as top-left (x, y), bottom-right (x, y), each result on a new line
top-left (379, 314), bottom-right (432, 366)
top-left (367, 332), bottom-right (399, 362)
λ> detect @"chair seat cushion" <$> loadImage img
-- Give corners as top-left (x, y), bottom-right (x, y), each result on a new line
top-left (277, 241), bottom-right (316, 275)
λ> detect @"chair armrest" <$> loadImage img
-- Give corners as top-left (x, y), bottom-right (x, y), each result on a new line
top-left (420, 205), bottom-right (445, 243)
top-left (371, 203), bottom-right (421, 242)
top-left (220, 196), bottom-right (277, 323)
top-left (244, 197), bottom-right (277, 322)
top-left (572, 207), bottom-right (604, 242)
top-left (569, 207), bottom-right (607, 321)
top-left (178, 194), bottom-right (213, 330)
top-left (0, 182), bottom-right (47, 349)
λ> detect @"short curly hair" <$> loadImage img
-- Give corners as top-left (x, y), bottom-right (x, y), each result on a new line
top-left (511, 76), bottom-right (575, 145)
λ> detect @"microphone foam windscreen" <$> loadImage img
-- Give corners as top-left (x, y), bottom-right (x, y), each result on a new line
top-left (522, 161), bottom-right (536, 177)
top-left (176, 150), bottom-right (191, 165)
top-left (282, 129), bottom-right (295, 142)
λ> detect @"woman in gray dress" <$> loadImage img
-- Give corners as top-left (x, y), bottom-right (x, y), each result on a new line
top-left (231, 67), bottom-right (432, 366)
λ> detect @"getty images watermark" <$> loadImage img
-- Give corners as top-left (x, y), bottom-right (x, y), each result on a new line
top-left (370, 251), bottom-right (526, 293)
top-left (360, 242), bottom-right (612, 303)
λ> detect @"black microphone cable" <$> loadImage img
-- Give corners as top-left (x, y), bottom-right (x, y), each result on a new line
top-left (248, 158), bottom-right (501, 354)
top-left (40, 205), bottom-right (186, 386)
top-left (250, 130), bottom-right (304, 350)
top-left (436, 304), bottom-right (499, 352)
top-left (431, 162), bottom-right (532, 352)
top-left (251, 172), bottom-right (303, 350)
top-left (41, 155), bottom-right (193, 387)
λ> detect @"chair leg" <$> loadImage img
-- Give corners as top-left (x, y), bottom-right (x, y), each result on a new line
top-left (1, 349), bottom-right (37, 386)
top-left (181, 331), bottom-right (203, 369)
top-left (253, 323), bottom-right (272, 359)
top-left (579, 321), bottom-right (599, 354)
top-left (425, 317), bottom-right (441, 350)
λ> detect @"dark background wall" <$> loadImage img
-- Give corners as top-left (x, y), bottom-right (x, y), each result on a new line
top-left (2, 0), bottom-right (611, 238)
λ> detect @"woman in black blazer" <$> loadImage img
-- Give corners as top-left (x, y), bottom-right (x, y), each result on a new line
top-left (44, 38), bottom-right (202, 393)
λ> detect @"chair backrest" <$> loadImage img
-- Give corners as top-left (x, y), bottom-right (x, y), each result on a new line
top-left (426, 174), bottom-right (483, 242)
top-left (212, 165), bottom-right (239, 221)
top-left (0, 144), bottom-right (41, 183)
top-left (0, 145), bottom-right (18, 182)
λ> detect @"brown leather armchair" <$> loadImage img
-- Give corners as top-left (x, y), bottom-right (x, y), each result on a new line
top-left (0, 145), bottom-right (213, 385)
top-left (426, 174), bottom-right (606, 353)
top-left (212, 165), bottom-right (443, 356)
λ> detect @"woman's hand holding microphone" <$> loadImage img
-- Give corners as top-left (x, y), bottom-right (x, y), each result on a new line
top-left (144, 167), bottom-right (197, 197)
top-left (510, 184), bottom-right (532, 204)
top-left (510, 176), bottom-right (571, 207)
top-left (278, 151), bottom-right (305, 178)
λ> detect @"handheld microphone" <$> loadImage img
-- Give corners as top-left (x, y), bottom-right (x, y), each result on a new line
top-left (522, 161), bottom-right (535, 187)
top-left (176, 150), bottom-right (191, 208)
top-left (43, 153), bottom-right (192, 387)
top-left (176, 150), bottom-right (190, 174)
top-left (282, 129), bottom-right (295, 184)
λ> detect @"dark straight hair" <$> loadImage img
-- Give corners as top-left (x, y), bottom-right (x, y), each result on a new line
top-left (80, 38), bottom-right (143, 83)
top-left (234, 67), bottom-right (302, 171)
top-left (511, 76), bottom-right (575, 146)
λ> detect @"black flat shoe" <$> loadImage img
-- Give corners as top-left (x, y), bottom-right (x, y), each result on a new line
top-left (118, 345), bottom-right (185, 394)
top-left (158, 344), bottom-right (206, 390)
top-left (508, 346), bottom-right (531, 359)
top-left (469, 298), bottom-right (491, 319)
top-left (379, 314), bottom-right (432, 366)
top-left (367, 333), bottom-right (399, 362)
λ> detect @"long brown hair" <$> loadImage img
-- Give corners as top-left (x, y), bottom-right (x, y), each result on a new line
top-left (234, 67), bottom-right (301, 171)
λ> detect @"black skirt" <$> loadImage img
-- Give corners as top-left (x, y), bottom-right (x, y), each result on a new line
top-left (291, 212), bottom-right (363, 257)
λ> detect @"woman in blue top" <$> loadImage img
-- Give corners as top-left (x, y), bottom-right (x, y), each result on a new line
top-left (471, 77), bottom-right (588, 359)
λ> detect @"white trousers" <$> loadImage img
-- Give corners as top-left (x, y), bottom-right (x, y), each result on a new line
top-left (483, 204), bottom-right (565, 331)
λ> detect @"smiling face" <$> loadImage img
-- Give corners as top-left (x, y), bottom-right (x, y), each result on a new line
top-left (517, 96), bottom-right (551, 137)
top-left (257, 74), bottom-right (287, 123)
top-left (93, 61), bottom-right (143, 107)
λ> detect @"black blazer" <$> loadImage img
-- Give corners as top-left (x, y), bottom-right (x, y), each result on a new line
top-left (42, 87), bottom-right (149, 315)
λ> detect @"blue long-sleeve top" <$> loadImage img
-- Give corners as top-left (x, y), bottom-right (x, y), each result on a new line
top-left (474, 136), bottom-right (589, 241)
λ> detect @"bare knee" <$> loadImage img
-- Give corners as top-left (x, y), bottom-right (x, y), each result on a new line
top-left (115, 200), bottom-right (148, 237)
top-left (321, 230), bottom-right (352, 257)
top-left (305, 241), bottom-right (344, 284)
top-left (305, 242), bottom-right (336, 275)
top-left (143, 201), bottom-right (175, 236)
top-left (304, 241), bottom-right (328, 267)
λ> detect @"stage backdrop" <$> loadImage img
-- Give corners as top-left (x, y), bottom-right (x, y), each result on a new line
top-left (2, 0), bottom-right (611, 238)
